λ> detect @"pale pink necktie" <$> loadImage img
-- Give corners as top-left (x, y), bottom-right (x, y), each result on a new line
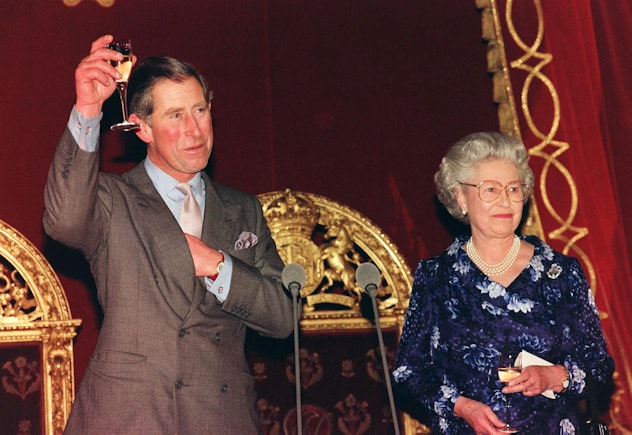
top-left (176, 182), bottom-right (203, 238)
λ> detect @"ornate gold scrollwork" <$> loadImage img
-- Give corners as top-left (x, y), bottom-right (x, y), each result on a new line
top-left (259, 189), bottom-right (412, 331)
top-left (477, 1), bottom-right (630, 430)
top-left (62, 0), bottom-right (114, 7)
top-left (1, 219), bottom-right (81, 434)
top-left (477, 0), bottom-right (595, 289)
top-left (259, 189), bottom-right (429, 434)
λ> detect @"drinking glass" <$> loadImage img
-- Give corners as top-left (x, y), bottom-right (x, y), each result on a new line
top-left (497, 351), bottom-right (522, 433)
top-left (108, 40), bottom-right (140, 131)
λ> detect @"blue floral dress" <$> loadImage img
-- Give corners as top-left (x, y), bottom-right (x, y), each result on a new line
top-left (393, 235), bottom-right (614, 434)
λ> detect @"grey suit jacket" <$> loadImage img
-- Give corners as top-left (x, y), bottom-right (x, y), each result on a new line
top-left (44, 128), bottom-right (293, 434)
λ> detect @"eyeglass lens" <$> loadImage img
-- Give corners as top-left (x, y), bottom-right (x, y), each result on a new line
top-left (478, 181), bottom-right (528, 202)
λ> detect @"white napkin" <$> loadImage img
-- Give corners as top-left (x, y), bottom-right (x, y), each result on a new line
top-left (515, 350), bottom-right (556, 399)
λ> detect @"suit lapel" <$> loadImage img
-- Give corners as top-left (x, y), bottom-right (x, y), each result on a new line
top-left (200, 173), bottom-right (242, 251)
top-left (125, 164), bottom-right (201, 316)
top-left (183, 174), bottom-right (243, 320)
top-left (124, 167), bottom-right (244, 322)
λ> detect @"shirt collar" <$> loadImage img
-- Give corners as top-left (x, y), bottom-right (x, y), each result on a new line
top-left (143, 156), bottom-right (204, 199)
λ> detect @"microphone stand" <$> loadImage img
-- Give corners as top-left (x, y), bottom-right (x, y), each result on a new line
top-left (366, 284), bottom-right (400, 435)
top-left (290, 284), bottom-right (303, 435)
top-left (282, 264), bottom-right (306, 435)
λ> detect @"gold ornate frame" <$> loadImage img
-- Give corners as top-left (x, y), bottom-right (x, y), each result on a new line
top-left (0, 219), bottom-right (81, 434)
top-left (476, 0), bottom-right (596, 290)
top-left (259, 189), bottom-right (412, 332)
top-left (258, 189), bottom-right (429, 433)
top-left (476, 0), bottom-right (546, 242)
top-left (477, 0), bottom-right (628, 429)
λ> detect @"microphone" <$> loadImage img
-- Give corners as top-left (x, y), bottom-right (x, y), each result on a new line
top-left (355, 262), bottom-right (401, 435)
top-left (282, 263), bottom-right (306, 296)
top-left (355, 262), bottom-right (381, 296)
top-left (281, 263), bottom-right (306, 435)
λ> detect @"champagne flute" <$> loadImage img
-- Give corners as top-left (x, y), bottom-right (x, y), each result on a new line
top-left (108, 40), bottom-right (140, 131)
top-left (497, 350), bottom-right (521, 433)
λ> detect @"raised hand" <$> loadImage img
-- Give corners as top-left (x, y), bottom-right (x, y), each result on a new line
top-left (74, 34), bottom-right (134, 118)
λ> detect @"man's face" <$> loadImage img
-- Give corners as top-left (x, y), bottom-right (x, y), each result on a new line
top-left (136, 77), bottom-right (213, 182)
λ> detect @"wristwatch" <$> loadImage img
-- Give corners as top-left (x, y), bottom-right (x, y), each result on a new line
top-left (560, 366), bottom-right (570, 394)
top-left (209, 254), bottom-right (224, 280)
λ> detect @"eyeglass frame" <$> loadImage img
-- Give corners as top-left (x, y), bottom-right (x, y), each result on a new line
top-left (458, 180), bottom-right (530, 202)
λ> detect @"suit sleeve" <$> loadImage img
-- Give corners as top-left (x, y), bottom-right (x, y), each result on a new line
top-left (219, 194), bottom-right (294, 339)
top-left (43, 127), bottom-right (110, 259)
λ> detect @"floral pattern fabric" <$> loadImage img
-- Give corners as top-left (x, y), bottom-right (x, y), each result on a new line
top-left (393, 235), bottom-right (614, 434)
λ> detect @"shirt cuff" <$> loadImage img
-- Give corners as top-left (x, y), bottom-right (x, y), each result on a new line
top-left (68, 105), bottom-right (102, 151)
top-left (204, 252), bottom-right (233, 302)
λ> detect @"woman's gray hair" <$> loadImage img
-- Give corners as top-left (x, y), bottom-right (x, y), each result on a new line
top-left (434, 131), bottom-right (535, 224)
top-left (128, 56), bottom-right (213, 125)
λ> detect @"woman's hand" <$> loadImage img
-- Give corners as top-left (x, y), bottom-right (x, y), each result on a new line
top-left (502, 364), bottom-right (568, 397)
top-left (454, 396), bottom-right (506, 433)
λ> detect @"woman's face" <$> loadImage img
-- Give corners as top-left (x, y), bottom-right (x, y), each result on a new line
top-left (456, 158), bottom-right (524, 241)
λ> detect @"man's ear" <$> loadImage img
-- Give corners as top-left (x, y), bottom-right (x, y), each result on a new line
top-left (129, 114), bottom-right (151, 144)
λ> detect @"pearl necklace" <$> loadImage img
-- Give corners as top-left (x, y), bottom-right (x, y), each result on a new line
top-left (466, 235), bottom-right (521, 277)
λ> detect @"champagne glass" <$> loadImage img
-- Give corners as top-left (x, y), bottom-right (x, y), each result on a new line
top-left (497, 350), bottom-right (521, 433)
top-left (108, 40), bottom-right (140, 131)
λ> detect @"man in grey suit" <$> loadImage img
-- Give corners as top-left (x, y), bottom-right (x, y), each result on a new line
top-left (44, 34), bottom-right (294, 434)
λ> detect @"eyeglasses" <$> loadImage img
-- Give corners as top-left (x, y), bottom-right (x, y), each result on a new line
top-left (459, 180), bottom-right (530, 202)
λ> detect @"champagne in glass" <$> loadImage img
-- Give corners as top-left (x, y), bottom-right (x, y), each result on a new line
top-left (498, 366), bottom-right (521, 385)
top-left (498, 351), bottom-right (521, 433)
top-left (108, 40), bottom-right (140, 131)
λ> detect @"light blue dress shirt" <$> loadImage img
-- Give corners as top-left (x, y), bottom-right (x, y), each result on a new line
top-left (68, 106), bottom-right (232, 301)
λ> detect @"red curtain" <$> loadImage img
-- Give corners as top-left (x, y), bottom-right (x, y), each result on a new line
top-left (496, 0), bottom-right (632, 429)
top-left (0, 1), bottom-right (497, 390)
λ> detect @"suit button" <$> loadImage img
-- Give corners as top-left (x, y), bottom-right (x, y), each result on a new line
top-left (175, 381), bottom-right (184, 389)
top-left (214, 332), bottom-right (221, 342)
top-left (178, 329), bottom-right (187, 338)
top-left (220, 384), bottom-right (228, 393)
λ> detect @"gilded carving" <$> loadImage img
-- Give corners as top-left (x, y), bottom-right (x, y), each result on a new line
top-left (478, 0), bottom-right (595, 288)
top-left (258, 190), bottom-right (429, 433)
top-left (478, 1), bottom-right (628, 430)
top-left (1, 219), bottom-right (81, 434)
top-left (62, 0), bottom-right (115, 7)
top-left (1, 262), bottom-right (41, 322)
top-left (259, 189), bottom-right (412, 331)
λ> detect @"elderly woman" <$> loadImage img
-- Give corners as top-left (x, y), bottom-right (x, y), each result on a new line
top-left (392, 132), bottom-right (614, 433)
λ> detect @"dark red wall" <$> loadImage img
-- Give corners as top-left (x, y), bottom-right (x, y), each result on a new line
top-left (0, 1), bottom-right (498, 383)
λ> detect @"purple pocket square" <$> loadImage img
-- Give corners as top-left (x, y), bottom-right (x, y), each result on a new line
top-left (235, 232), bottom-right (258, 250)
